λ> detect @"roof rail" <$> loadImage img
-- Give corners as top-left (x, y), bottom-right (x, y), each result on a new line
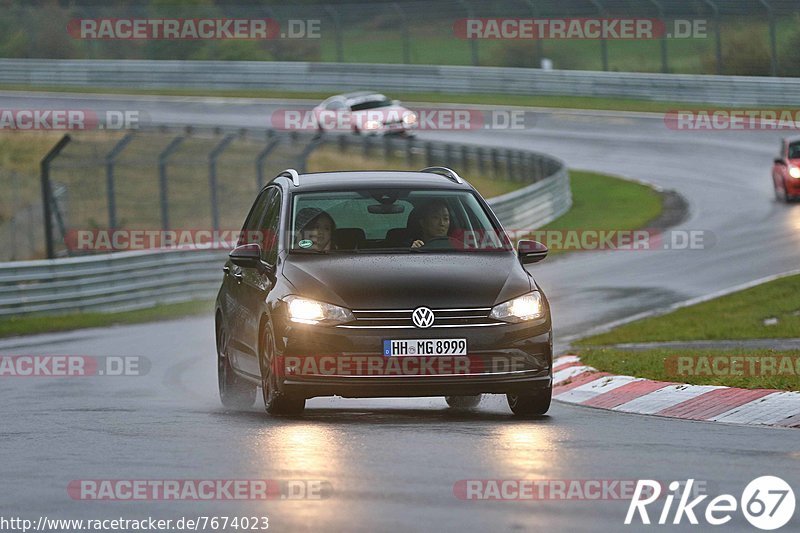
top-left (419, 166), bottom-right (464, 184)
top-left (276, 168), bottom-right (300, 187)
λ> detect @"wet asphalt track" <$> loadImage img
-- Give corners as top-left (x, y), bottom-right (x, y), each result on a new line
top-left (0, 92), bottom-right (798, 532)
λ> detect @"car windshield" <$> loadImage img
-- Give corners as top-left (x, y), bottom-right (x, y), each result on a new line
top-left (789, 142), bottom-right (800, 159)
top-left (350, 97), bottom-right (393, 111)
top-left (289, 188), bottom-right (513, 253)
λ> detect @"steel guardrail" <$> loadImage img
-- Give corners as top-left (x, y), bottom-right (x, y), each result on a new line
top-left (2, 58), bottom-right (800, 105)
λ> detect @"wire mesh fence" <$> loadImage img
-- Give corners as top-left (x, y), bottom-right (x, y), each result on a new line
top-left (2, 1), bottom-right (800, 75)
top-left (29, 127), bottom-right (562, 260)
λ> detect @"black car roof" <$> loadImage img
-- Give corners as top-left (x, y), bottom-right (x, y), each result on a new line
top-left (270, 170), bottom-right (473, 192)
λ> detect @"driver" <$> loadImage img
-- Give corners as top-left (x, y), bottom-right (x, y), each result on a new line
top-left (411, 199), bottom-right (451, 248)
top-left (295, 207), bottom-right (336, 252)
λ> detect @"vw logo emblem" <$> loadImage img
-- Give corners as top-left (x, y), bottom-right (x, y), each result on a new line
top-left (412, 307), bottom-right (435, 329)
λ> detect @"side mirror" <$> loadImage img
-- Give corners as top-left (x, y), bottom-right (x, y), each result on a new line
top-left (229, 243), bottom-right (262, 268)
top-left (774, 158), bottom-right (786, 165)
top-left (517, 240), bottom-right (548, 264)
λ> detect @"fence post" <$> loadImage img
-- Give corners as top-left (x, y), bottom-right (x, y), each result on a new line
top-left (209, 133), bottom-right (236, 231)
top-left (40, 134), bottom-right (71, 259)
top-left (425, 142), bottom-right (434, 167)
top-left (256, 137), bottom-right (281, 189)
top-left (703, 0), bottom-right (723, 74)
top-left (104, 132), bottom-right (134, 229)
top-left (324, 5), bottom-right (345, 62)
top-left (392, 2), bottom-right (411, 63)
top-left (758, 0), bottom-right (778, 76)
top-left (157, 135), bottom-right (186, 231)
top-left (589, 0), bottom-right (609, 71)
top-left (647, 0), bottom-right (668, 73)
top-left (458, 0), bottom-right (479, 66)
top-left (299, 135), bottom-right (323, 173)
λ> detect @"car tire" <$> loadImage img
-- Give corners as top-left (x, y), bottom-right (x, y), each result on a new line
top-left (260, 323), bottom-right (305, 416)
top-left (216, 320), bottom-right (256, 409)
top-left (445, 395), bottom-right (482, 410)
top-left (507, 387), bottom-right (552, 417)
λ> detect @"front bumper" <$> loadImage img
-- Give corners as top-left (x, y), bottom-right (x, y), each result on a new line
top-left (273, 317), bottom-right (552, 399)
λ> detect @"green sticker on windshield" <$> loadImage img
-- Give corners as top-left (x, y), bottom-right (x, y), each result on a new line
top-left (298, 239), bottom-right (313, 249)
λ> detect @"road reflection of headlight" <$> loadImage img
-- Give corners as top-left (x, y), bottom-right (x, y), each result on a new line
top-left (259, 424), bottom-right (338, 476)
top-left (492, 425), bottom-right (557, 475)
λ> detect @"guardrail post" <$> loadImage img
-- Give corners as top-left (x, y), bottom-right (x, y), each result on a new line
top-left (460, 145), bottom-right (469, 174)
top-left (363, 135), bottom-right (373, 157)
top-left (491, 148), bottom-right (500, 179)
top-left (443, 144), bottom-right (453, 168)
top-left (209, 133), bottom-right (236, 231)
top-left (157, 135), bottom-right (186, 231)
top-left (40, 134), bottom-right (71, 259)
top-left (256, 135), bottom-right (281, 189)
top-left (104, 132), bottom-right (134, 229)
top-left (383, 136), bottom-right (393, 160)
top-left (405, 137), bottom-right (415, 166)
top-left (476, 147), bottom-right (485, 175)
top-left (505, 149), bottom-right (515, 180)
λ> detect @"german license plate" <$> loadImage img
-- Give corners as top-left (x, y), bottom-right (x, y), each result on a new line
top-left (383, 339), bottom-right (467, 356)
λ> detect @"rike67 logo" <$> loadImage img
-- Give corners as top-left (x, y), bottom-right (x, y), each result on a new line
top-left (626, 477), bottom-right (795, 530)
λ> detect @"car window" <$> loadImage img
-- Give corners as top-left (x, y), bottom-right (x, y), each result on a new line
top-left (326, 100), bottom-right (345, 110)
top-left (238, 188), bottom-right (274, 246)
top-left (350, 98), bottom-right (392, 111)
top-left (290, 188), bottom-right (511, 252)
top-left (259, 189), bottom-right (282, 264)
top-left (789, 142), bottom-right (800, 160)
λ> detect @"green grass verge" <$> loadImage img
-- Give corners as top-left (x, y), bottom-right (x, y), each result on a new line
top-left (579, 347), bottom-right (800, 391)
top-left (537, 170), bottom-right (663, 256)
top-left (577, 273), bottom-right (800, 346)
top-left (0, 84), bottom-right (731, 113)
top-left (0, 299), bottom-right (213, 339)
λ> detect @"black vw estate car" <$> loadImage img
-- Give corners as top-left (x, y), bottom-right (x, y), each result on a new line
top-left (215, 167), bottom-right (553, 417)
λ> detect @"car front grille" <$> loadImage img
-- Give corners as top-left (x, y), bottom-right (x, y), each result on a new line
top-left (338, 307), bottom-right (503, 329)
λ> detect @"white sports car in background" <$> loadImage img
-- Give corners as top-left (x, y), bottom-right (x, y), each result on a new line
top-left (312, 91), bottom-right (417, 136)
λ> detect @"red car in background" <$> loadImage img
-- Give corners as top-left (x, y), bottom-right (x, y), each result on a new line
top-left (772, 136), bottom-right (800, 202)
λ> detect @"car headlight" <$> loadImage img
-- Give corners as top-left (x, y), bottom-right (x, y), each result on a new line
top-left (402, 112), bottom-right (417, 126)
top-left (283, 295), bottom-right (354, 326)
top-left (489, 292), bottom-right (544, 323)
top-left (790, 166), bottom-right (800, 179)
top-left (364, 119), bottom-right (382, 130)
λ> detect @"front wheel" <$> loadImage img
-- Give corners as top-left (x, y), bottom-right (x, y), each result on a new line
top-left (217, 321), bottom-right (256, 409)
top-left (260, 325), bottom-right (306, 416)
top-left (507, 387), bottom-right (551, 417)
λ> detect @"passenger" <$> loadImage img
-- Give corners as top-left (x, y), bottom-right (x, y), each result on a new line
top-left (295, 207), bottom-right (336, 252)
top-left (411, 199), bottom-right (451, 248)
